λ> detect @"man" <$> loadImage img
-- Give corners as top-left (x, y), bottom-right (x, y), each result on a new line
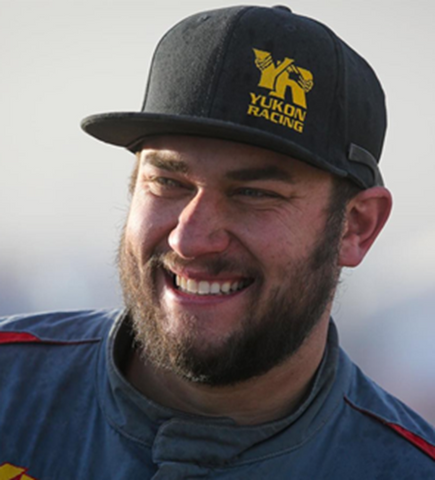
top-left (0, 5), bottom-right (434, 479)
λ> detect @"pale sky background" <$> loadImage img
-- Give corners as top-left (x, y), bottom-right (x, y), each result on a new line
top-left (1, 0), bottom-right (434, 423)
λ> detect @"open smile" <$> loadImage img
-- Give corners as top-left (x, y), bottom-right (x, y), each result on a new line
top-left (165, 269), bottom-right (254, 296)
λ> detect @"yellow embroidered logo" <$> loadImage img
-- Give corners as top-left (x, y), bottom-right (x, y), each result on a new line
top-left (247, 49), bottom-right (314, 133)
top-left (0, 463), bottom-right (37, 480)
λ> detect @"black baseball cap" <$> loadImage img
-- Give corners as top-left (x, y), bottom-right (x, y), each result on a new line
top-left (81, 5), bottom-right (386, 188)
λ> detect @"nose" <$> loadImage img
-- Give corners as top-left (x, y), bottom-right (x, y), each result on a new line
top-left (168, 191), bottom-right (231, 259)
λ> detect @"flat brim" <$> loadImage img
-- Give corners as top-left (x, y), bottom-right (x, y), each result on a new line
top-left (81, 112), bottom-right (348, 178)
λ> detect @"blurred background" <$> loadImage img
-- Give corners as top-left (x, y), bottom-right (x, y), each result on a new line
top-left (1, 0), bottom-right (434, 423)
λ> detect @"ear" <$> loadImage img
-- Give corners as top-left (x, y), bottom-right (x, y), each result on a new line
top-left (339, 187), bottom-right (392, 267)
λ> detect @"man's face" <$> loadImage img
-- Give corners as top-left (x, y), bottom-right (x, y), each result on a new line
top-left (119, 136), bottom-right (344, 386)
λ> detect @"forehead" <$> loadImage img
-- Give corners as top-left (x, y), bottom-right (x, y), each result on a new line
top-left (138, 135), bottom-right (332, 184)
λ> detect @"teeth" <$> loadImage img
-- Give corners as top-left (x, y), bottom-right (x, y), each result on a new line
top-left (186, 279), bottom-right (198, 294)
top-left (198, 281), bottom-right (210, 295)
top-left (174, 275), bottom-right (247, 296)
top-left (221, 282), bottom-right (231, 294)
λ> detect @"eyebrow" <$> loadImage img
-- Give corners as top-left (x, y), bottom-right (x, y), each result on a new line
top-left (143, 153), bottom-right (189, 173)
top-left (225, 166), bottom-right (295, 183)
top-left (143, 153), bottom-right (295, 183)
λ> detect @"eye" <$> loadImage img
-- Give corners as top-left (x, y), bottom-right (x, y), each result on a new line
top-left (234, 187), bottom-right (280, 199)
top-left (155, 177), bottom-right (183, 188)
top-left (146, 176), bottom-right (190, 197)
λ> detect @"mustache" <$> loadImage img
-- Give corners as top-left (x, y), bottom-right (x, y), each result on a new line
top-left (148, 251), bottom-right (261, 280)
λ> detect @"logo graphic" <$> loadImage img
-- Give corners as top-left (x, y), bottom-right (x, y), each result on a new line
top-left (247, 49), bottom-right (314, 133)
top-left (0, 463), bottom-right (37, 480)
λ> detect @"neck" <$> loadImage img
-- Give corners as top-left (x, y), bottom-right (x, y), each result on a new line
top-left (126, 318), bottom-right (330, 426)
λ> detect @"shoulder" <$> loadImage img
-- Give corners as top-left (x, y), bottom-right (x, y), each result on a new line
top-left (0, 310), bottom-right (125, 470)
top-left (0, 309), bottom-right (124, 411)
top-left (342, 351), bottom-right (435, 466)
top-left (0, 308), bottom-right (123, 344)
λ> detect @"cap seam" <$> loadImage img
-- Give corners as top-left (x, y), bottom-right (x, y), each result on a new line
top-left (141, 24), bottom-right (177, 111)
top-left (307, 19), bottom-right (346, 172)
top-left (205, 6), bottom-right (253, 117)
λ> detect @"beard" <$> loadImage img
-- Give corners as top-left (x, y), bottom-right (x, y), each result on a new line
top-left (118, 203), bottom-right (344, 387)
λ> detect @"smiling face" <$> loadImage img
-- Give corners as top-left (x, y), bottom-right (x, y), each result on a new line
top-left (119, 136), bottom-right (344, 385)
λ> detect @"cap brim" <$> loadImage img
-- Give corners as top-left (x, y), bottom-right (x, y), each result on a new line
top-left (81, 112), bottom-right (348, 178)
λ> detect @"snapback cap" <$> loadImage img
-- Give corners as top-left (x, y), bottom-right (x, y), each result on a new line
top-left (81, 5), bottom-right (386, 188)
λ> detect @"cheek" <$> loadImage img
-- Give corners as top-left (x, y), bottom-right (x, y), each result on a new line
top-left (125, 196), bottom-right (177, 256)
top-left (236, 206), bottom-right (325, 266)
top-left (236, 208), bottom-right (302, 247)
